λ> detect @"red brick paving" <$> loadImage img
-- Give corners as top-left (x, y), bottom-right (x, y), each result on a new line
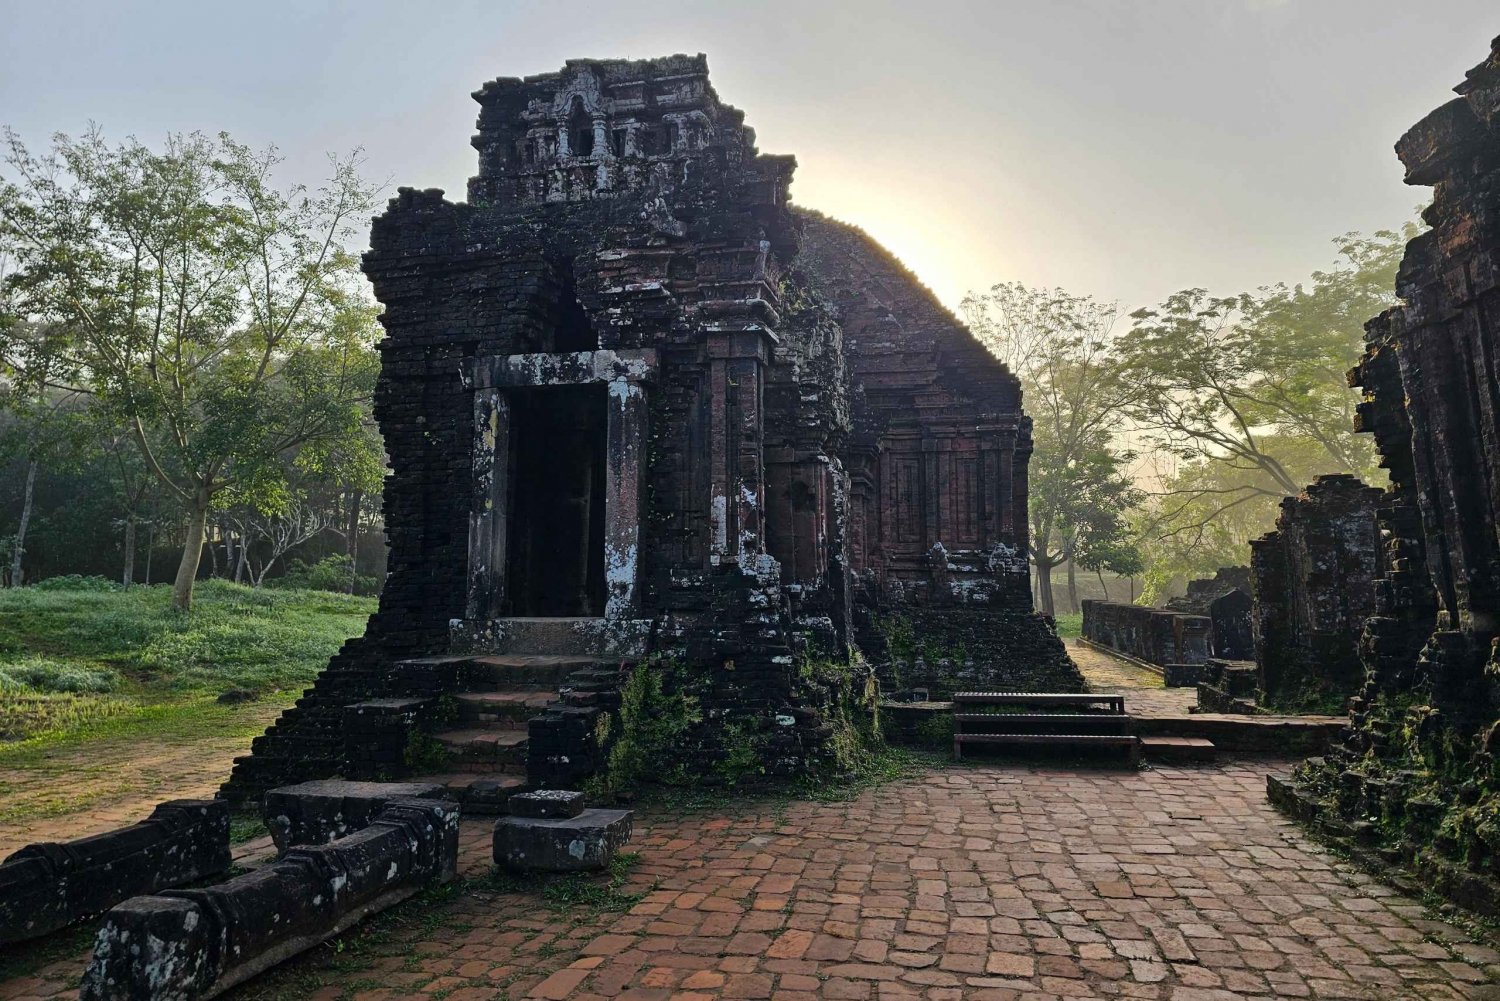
top-left (3, 760), bottom-right (1498, 1000)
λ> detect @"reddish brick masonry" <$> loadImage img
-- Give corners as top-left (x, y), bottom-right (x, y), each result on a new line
top-left (3, 761), bottom-right (1496, 1000)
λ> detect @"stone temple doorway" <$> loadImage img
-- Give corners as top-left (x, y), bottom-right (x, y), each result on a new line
top-left (505, 385), bottom-right (607, 617)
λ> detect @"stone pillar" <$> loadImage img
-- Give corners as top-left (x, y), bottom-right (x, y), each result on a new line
top-left (706, 330), bottom-right (771, 564)
top-left (466, 388), bottom-right (510, 620)
top-left (604, 377), bottom-right (648, 617)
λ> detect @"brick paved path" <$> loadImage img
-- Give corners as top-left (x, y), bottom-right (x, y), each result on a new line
top-left (1068, 639), bottom-right (1200, 717)
top-left (5, 760), bottom-right (1496, 1000)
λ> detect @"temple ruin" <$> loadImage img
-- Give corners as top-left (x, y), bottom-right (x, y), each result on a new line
top-left (222, 54), bottom-right (1078, 805)
top-left (1270, 36), bottom-right (1500, 913)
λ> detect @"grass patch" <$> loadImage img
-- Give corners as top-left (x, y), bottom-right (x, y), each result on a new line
top-left (1053, 612), bottom-right (1082, 638)
top-left (0, 579), bottom-right (374, 743)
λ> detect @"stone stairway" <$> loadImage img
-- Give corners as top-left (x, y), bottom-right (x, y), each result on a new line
top-left (406, 619), bottom-right (636, 809)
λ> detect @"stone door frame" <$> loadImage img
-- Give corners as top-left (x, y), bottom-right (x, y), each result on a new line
top-left (461, 349), bottom-right (656, 622)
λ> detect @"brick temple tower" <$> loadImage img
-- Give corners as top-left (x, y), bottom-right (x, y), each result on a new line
top-left (222, 55), bottom-right (1079, 806)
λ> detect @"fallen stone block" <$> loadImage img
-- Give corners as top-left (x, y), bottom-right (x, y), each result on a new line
top-left (82, 797), bottom-right (458, 1001)
top-left (263, 778), bottom-right (447, 851)
top-left (1161, 663), bottom-right (1207, 688)
top-left (509, 789), bottom-right (585, 819)
top-left (0, 799), bottom-right (229, 946)
top-left (493, 798), bottom-right (632, 872)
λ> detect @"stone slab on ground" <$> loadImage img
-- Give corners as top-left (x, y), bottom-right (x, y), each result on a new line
top-left (510, 789), bottom-right (586, 819)
top-left (1140, 735), bottom-right (1217, 763)
top-left (263, 778), bottom-right (448, 851)
top-left (493, 808), bottom-right (632, 872)
top-left (81, 797), bottom-right (459, 1001)
top-left (1133, 713), bottom-right (1344, 753)
top-left (0, 799), bottom-right (229, 946)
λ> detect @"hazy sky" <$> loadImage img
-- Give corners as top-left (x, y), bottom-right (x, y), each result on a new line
top-left (2, 1), bottom-right (1495, 312)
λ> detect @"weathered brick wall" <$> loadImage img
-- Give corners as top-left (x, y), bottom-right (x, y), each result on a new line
top-left (1250, 474), bottom-right (1382, 710)
top-left (1080, 600), bottom-right (1211, 669)
top-left (797, 212), bottom-right (1081, 693)
top-left (1277, 38), bottom-right (1500, 901)
top-left (222, 54), bottom-right (1078, 802)
top-left (1164, 567), bottom-right (1253, 660)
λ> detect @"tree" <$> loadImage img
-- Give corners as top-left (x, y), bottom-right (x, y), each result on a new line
top-left (0, 319), bottom-right (96, 586)
top-left (1117, 227), bottom-right (1410, 586)
top-left (963, 283), bottom-right (1143, 616)
top-left (0, 128), bottom-right (378, 608)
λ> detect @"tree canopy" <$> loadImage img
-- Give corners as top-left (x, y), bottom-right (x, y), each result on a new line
top-left (0, 128), bottom-right (380, 608)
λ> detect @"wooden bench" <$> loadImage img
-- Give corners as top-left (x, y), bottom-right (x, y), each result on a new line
top-left (951, 692), bottom-right (1138, 765)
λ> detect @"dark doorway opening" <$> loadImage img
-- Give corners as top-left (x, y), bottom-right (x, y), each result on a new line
top-left (553, 260), bottom-right (598, 352)
top-left (506, 386), bottom-right (607, 617)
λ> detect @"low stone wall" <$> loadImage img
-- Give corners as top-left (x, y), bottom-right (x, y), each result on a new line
top-left (82, 797), bottom-right (459, 1001)
top-left (0, 799), bottom-right (229, 946)
top-left (263, 778), bottom-right (448, 851)
top-left (1080, 601), bottom-right (1211, 669)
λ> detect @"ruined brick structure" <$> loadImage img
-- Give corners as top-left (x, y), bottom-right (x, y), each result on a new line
top-left (1270, 38), bottom-right (1500, 912)
top-left (1164, 567), bottom-right (1253, 661)
top-left (1079, 601), bottom-right (1211, 672)
top-left (222, 55), bottom-right (1076, 806)
top-left (1250, 475), bottom-right (1382, 710)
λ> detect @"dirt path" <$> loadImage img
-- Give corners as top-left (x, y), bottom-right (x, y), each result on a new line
top-left (0, 699), bottom-right (283, 857)
top-left (1068, 638), bottom-right (1202, 716)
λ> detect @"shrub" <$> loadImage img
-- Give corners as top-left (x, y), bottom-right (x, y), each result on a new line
top-left (270, 555), bottom-right (379, 595)
top-left (31, 575), bottom-right (121, 592)
top-left (0, 657), bottom-right (119, 694)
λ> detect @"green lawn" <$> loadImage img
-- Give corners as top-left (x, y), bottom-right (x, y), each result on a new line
top-left (0, 578), bottom-right (375, 746)
top-left (1053, 612), bottom-right (1082, 638)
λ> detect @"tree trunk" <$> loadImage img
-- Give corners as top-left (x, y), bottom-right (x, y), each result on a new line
top-left (1096, 568), bottom-right (1109, 602)
top-left (346, 487), bottom-right (362, 594)
top-left (1065, 560), bottom-right (1080, 614)
top-left (122, 516), bottom-right (136, 587)
top-left (172, 490), bottom-right (210, 611)
top-left (1036, 560), bottom-right (1056, 617)
top-left (145, 523), bottom-right (155, 583)
top-left (9, 458), bottom-right (37, 588)
top-left (233, 533), bottom-right (247, 585)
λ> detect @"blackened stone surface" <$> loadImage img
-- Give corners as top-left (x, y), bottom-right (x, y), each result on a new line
top-left (221, 54), bottom-right (1076, 804)
top-left (510, 789), bottom-right (585, 819)
top-left (263, 779), bottom-right (447, 851)
top-left (81, 797), bottom-right (458, 1001)
top-left (1250, 474), bottom-right (1381, 710)
top-left (1080, 601), bottom-right (1211, 670)
top-left (1274, 37), bottom-right (1500, 909)
top-left (1166, 568), bottom-right (1255, 660)
top-left (493, 808), bottom-right (633, 872)
top-left (0, 799), bottom-right (229, 946)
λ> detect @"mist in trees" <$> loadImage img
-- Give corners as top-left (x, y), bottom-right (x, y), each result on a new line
top-left (962, 284), bottom-right (1143, 617)
top-left (970, 223), bottom-right (1414, 609)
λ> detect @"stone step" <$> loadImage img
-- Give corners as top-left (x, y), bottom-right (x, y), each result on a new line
top-left (1132, 714), bottom-right (1343, 755)
top-left (953, 712), bottom-right (1134, 736)
top-left (464, 654), bottom-right (614, 688)
top-left (953, 732), bottom-right (1141, 765)
top-left (421, 772), bottom-right (528, 814)
top-left (433, 727), bottom-right (528, 774)
top-left (1140, 736), bottom-right (1217, 763)
top-left (455, 690), bottom-right (556, 726)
